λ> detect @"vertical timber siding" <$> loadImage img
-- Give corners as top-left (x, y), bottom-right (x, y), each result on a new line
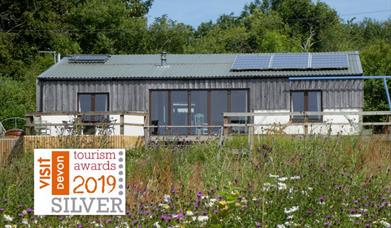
top-left (38, 78), bottom-right (363, 113)
top-left (290, 80), bottom-right (364, 109)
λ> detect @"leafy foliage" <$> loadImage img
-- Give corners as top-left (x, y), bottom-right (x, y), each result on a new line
top-left (1, 0), bottom-right (391, 121)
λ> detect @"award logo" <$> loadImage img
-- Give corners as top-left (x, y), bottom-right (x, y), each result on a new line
top-left (34, 149), bottom-right (126, 215)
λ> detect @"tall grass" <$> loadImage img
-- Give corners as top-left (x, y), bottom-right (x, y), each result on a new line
top-left (0, 135), bottom-right (390, 227)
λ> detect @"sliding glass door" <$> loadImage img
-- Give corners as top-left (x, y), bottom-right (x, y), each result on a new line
top-left (150, 91), bottom-right (169, 135)
top-left (172, 91), bottom-right (189, 135)
top-left (210, 91), bottom-right (228, 134)
top-left (150, 89), bottom-right (248, 136)
top-left (191, 90), bottom-right (208, 135)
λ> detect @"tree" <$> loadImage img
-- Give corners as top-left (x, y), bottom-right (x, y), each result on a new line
top-left (67, 0), bottom-right (150, 54)
top-left (147, 16), bottom-right (194, 54)
top-left (361, 40), bottom-right (391, 112)
top-left (243, 8), bottom-right (300, 52)
top-left (0, 55), bottom-right (52, 121)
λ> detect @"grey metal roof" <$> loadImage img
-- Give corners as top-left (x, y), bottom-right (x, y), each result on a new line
top-left (38, 52), bottom-right (363, 80)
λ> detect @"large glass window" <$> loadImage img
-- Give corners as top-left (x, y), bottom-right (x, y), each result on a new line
top-left (150, 89), bottom-right (248, 135)
top-left (231, 90), bottom-right (248, 133)
top-left (150, 91), bottom-right (169, 135)
top-left (78, 93), bottom-right (108, 122)
top-left (172, 91), bottom-right (189, 135)
top-left (308, 91), bottom-right (322, 121)
top-left (291, 91), bottom-right (322, 122)
top-left (211, 91), bottom-right (228, 135)
top-left (191, 91), bottom-right (208, 135)
top-left (78, 93), bottom-right (109, 135)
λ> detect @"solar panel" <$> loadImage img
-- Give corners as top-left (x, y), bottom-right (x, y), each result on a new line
top-left (311, 54), bottom-right (349, 69)
top-left (69, 55), bottom-right (110, 63)
top-left (271, 53), bottom-right (309, 69)
top-left (231, 55), bottom-right (271, 71)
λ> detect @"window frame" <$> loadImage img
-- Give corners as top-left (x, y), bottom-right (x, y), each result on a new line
top-left (290, 90), bottom-right (323, 123)
top-left (149, 89), bottom-right (249, 135)
top-left (77, 93), bottom-right (110, 123)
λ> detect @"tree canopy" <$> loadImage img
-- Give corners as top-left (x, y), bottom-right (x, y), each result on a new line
top-left (1, 0), bottom-right (391, 120)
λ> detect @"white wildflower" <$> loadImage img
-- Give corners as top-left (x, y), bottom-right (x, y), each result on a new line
top-left (278, 182), bottom-right (287, 190)
top-left (285, 221), bottom-right (299, 226)
top-left (3, 214), bottom-right (13, 222)
top-left (284, 221), bottom-right (293, 226)
top-left (284, 206), bottom-right (299, 214)
top-left (159, 203), bottom-right (170, 209)
top-left (308, 187), bottom-right (313, 191)
top-left (186, 210), bottom-right (194, 216)
top-left (290, 176), bottom-right (301, 180)
top-left (153, 221), bottom-right (161, 228)
top-left (163, 194), bottom-right (171, 203)
top-left (206, 198), bottom-right (217, 207)
top-left (4, 225), bottom-right (14, 228)
top-left (269, 174), bottom-right (279, 178)
top-left (120, 222), bottom-right (129, 228)
top-left (197, 215), bottom-right (209, 222)
top-left (206, 201), bottom-right (214, 207)
top-left (287, 215), bottom-right (294, 220)
top-left (278, 177), bottom-right (288, 182)
top-left (263, 182), bottom-right (274, 191)
top-left (22, 219), bottom-right (29, 225)
top-left (277, 224), bottom-right (286, 228)
top-left (263, 182), bottom-right (273, 187)
top-left (348, 214), bottom-right (362, 218)
top-left (202, 195), bottom-right (209, 200)
top-left (380, 220), bottom-right (390, 227)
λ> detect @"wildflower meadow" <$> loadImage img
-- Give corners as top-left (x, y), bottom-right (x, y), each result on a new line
top-left (0, 135), bottom-right (390, 227)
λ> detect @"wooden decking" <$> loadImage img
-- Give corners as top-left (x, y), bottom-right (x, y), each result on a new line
top-left (148, 135), bottom-right (220, 144)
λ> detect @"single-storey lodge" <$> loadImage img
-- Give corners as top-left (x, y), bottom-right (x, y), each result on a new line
top-left (35, 52), bottom-right (364, 136)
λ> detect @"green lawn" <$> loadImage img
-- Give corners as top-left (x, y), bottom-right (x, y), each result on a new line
top-left (0, 135), bottom-right (390, 227)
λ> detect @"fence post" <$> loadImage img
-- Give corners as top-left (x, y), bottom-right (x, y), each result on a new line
top-left (248, 125), bottom-right (254, 151)
top-left (120, 114), bottom-right (124, 135)
top-left (25, 115), bottom-right (34, 135)
top-left (144, 115), bottom-right (149, 147)
top-left (388, 116), bottom-right (391, 135)
top-left (223, 115), bottom-right (229, 137)
top-left (304, 113), bottom-right (309, 136)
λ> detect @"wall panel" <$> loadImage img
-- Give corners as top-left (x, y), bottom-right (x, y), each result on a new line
top-left (39, 78), bottom-right (364, 113)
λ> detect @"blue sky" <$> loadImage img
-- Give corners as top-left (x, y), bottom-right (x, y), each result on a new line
top-left (148, 0), bottom-right (391, 27)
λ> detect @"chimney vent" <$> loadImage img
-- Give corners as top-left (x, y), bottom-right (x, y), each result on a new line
top-left (160, 51), bottom-right (167, 66)
top-left (56, 53), bottom-right (61, 63)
